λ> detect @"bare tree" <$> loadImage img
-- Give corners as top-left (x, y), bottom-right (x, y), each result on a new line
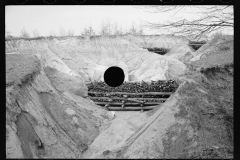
top-left (21, 27), bottom-right (30, 38)
top-left (105, 19), bottom-right (113, 35)
top-left (99, 19), bottom-right (113, 35)
top-left (59, 27), bottom-right (66, 36)
top-left (138, 25), bottom-right (144, 35)
top-left (128, 22), bottom-right (138, 35)
top-left (88, 25), bottom-right (95, 36)
top-left (140, 5), bottom-right (233, 40)
top-left (99, 21), bottom-right (108, 35)
top-left (49, 31), bottom-right (56, 37)
top-left (112, 22), bottom-right (125, 36)
top-left (32, 29), bottom-right (40, 37)
top-left (5, 25), bottom-right (11, 38)
top-left (81, 25), bottom-right (96, 36)
top-left (113, 22), bottom-right (119, 35)
top-left (67, 29), bottom-right (75, 36)
top-left (118, 25), bottom-right (124, 35)
top-left (81, 27), bottom-right (89, 36)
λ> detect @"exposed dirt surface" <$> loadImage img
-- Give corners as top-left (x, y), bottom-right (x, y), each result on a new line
top-left (111, 67), bottom-right (233, 159)
top-left (6, 53), bottom-right (109, 158)
top-left (82, 111), bottom-right (149, 158)
top-left (6, 54), bottom-right (40, 87)
top-left (190, 35), bottom-right (233, 62)
top-left (6, 35), bottom-right (233, 159)
top-left (5, 35), bottom-right (189, 82)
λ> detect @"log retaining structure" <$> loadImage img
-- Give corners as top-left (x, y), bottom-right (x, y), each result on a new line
top-left (88, 91), bottom-right (173, 111)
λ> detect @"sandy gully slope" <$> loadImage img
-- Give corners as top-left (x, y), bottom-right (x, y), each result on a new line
top-left (5, 35), bottom-right (191, 82)
top-left (6, 35), bottom-right (233, 159)
top-left (5, 35), bottom-right (191, 158)
top-left (82, 111), bottom-right (149, 158)
top-left (81, 36), bottom-right (233, 159)
top-left (6, 54), bottom-right (110, 158)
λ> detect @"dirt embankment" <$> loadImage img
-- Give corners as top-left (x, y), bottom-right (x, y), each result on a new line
top-left (6, 54), bottom-right (109, 158)
top-left (95, 66), bottom-right (232, 159)
top-left (5, 35), bottom-right (190, 82)
top-left (83, 35), bottom-right (233, 158)
top-left (77, 61), bottom-right (233, 159)
top-left (6, 35), bottom-right (233, 159)
top-left (117, 37), bottom-right (233, 158)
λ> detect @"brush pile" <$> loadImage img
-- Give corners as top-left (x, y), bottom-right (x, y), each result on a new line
top-left (87, 80), bottom-right (178, 93)
top-left (86, 80), bottom-right (178, 103)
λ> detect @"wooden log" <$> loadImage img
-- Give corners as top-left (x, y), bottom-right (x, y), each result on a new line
top-left (89, 97), bottom-right (168, 101)
top-left (88, 91), bottom-right (173, 96)
top-left (90, 97), bottom-right (111, 100)
top-left (95, 102), bottom-right (161, 106)
top-left (128, 98), bottom-right (167, 102)
top-left (90, 98), bottom-right (166, 104)
top-left (94, 100), bottom-right (165, 104)
top-left (188, 43), bottom-right (204, 46)
top-left (107, 105), bottom-right (161, 111)
top-left (140, 103), bottom-right (144, 112)
top-left (126, 98), bottom-right (143, 103)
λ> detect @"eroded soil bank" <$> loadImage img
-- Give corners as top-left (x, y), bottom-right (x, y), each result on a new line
top-left (6, 35), bottom-right (233, 159)
top-left (6, 54), bottom-right (110, 158)
top-left (83, 65), bottom-right (233, 159)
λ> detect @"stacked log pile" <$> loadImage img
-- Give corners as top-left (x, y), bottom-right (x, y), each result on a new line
top-left (86, 80), bottom-right (179, 111)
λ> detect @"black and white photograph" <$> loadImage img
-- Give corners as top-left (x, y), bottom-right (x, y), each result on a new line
top-left (6, 5), bottom-right (233, 159)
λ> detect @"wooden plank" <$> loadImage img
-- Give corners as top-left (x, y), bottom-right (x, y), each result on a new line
top-left (88, 91), bottom-right (173, 96)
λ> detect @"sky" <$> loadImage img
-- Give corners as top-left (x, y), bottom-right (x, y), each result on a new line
top-left (6, 5), bottom-right (233, 37)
